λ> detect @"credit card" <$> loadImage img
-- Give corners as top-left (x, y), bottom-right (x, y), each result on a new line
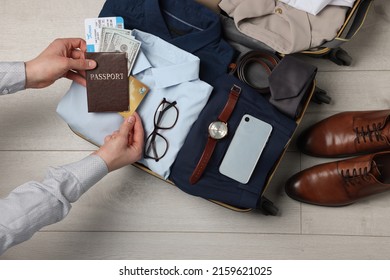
top-left (84, 17), bottom-right (124, 52)
top-left (119, 76), bottom-right (150, 118)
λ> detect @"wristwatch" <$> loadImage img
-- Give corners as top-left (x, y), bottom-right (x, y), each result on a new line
top-left (190, 84), bottom-right (241, 185)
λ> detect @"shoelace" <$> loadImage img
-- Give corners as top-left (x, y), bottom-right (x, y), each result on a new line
top-left (354, 122), bottom-right (385, 144)
top-left (341, 166), bottom-right (371, 183)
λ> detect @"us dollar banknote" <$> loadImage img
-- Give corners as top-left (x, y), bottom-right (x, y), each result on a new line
top-left (99, 27), bottom-right (133, 52)
top-left (100, 28), bottom-right (141, 75)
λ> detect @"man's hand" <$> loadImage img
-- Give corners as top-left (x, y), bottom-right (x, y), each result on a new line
top-left (95, 112), bottom-right (144, 172)
top-left (25, 38), bottom-right (97, 88)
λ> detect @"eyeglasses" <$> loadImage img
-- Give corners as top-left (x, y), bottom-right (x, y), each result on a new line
top-left (144, 98), bottom-right (179, 162)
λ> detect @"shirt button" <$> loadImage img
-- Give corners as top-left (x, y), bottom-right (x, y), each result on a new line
top-left (275, 7), bottom-right (283, 14)
top-left (2, 88), bottom-right (10, 95)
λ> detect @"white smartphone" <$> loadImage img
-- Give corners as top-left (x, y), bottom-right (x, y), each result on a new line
top-left (219, 114), bottom-right (273, 184)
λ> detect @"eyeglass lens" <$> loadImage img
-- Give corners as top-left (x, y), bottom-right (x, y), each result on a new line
top-left (154, 100), bottom-right (178, 129)
top-left (145, 132), bottom-right (168, 161)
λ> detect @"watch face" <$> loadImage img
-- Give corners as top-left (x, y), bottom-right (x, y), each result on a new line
top-left (208, 121), bottom-right (228, 139)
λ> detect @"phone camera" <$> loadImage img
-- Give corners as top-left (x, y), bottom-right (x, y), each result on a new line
top-left (245, 117), bottom-right (250, 122)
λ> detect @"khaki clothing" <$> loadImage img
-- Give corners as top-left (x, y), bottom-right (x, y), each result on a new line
top-left (219, 0), bottom-right (348, 54)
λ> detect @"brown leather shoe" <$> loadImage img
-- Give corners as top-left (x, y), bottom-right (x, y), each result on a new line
top-left (285, 151), bottom-right (390, 206)
top-left (298, 110), bottom-right (390, 157)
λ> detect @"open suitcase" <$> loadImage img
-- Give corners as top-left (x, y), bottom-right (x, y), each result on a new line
top-left (218, 0), bottom-right (373, 104)
top-left (56, 0), bottom-right (369, 215)
top-left (219, 0), bottom-right (373, 65)
top-left (301, 0), bottom-right (374, 66)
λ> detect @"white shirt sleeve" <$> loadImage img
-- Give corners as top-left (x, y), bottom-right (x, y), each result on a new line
top-left (0, 155), bottom-right (108, 255)
top-left (0, 62), bottom-right (26, 95)
top-left (279, 0), bottom-right (355, 15)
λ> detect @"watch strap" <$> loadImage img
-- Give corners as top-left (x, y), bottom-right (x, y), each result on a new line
top-left (189, 137), bottom-right (217, 185)
top-left (218, 85), bottom-right (241, 122)
top-left (189, 85), bottom-right (241, 185)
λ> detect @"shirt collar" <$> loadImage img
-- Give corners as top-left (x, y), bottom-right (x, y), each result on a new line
top-left (146, 0), bottom-right (222, 53)
top-left (131, 29), bottom-right (200, 89)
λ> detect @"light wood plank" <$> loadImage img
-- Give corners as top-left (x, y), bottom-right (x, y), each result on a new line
top-left (0, 0), bottom-right (106, 60)
top-left (0, 90), bottom-right (96, 150)
top-left (1, 0), bottom-right (390, 261)
top-left (309, 71), bottom-right (390, 114)
top-left (0, 151), bottom-right (301, 234)
top-left (2, 231), bottom-right (390, 260)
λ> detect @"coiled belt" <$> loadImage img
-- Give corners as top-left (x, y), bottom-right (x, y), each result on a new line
top-left (230, 50), bottom-right (280, 94)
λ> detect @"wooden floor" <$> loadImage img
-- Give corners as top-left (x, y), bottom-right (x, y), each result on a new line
top-left (1, 0), bottom-right (389, 260)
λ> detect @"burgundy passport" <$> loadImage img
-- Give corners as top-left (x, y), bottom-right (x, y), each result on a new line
top-left (85, 52), bottom-right (129, 112)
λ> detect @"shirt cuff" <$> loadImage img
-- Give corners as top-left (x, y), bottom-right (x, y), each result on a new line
top-left (61, 154), bottom-right (109, 194)
top-left (0, 62), bottom-right (26, 95)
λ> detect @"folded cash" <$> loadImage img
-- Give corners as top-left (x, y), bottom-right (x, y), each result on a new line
top-left (100, 27), bottom-right (133, 52)
top-left (99, 26), bottom-right (141, 75)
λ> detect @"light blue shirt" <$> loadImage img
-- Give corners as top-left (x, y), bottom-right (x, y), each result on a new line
top-left (0, 62), bottom-right (26, 95)
top-left (0, 155), bottom-right (108, 255)
top-left (57, 29), bottom-right (213, 179)
top-left (0, 62), bottom-right (109, 255)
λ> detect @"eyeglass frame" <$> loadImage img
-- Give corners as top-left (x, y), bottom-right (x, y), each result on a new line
top-left (144, 98), bottom-right (179, 162)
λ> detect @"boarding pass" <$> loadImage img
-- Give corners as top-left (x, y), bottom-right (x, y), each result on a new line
top-left (85, 17), bottom-right (124, 52)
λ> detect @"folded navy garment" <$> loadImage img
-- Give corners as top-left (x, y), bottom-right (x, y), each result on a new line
top-left (99, 0), bottom-right (235, 84)
top-left (169, 74), bottom-right (297, 209)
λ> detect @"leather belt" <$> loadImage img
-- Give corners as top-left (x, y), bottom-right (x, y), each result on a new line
top-left (230, 50), bottom-right (280, 94)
